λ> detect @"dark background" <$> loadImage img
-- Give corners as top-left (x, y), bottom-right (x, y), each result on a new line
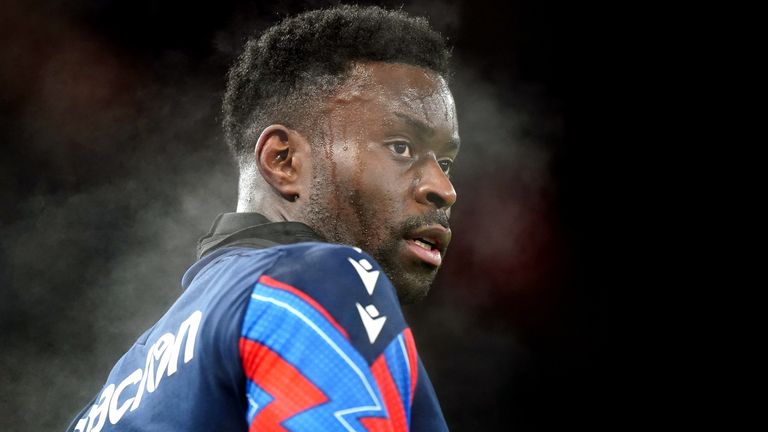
top-left (1, 0), bottom-right (641, 430)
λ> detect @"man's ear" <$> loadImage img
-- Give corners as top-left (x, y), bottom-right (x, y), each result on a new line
top-left (254, 124), bottom-right (307, 202)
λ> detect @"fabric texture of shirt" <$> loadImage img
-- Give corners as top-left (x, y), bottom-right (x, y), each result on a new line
top-left (67, 213), bottom-right (448, 432)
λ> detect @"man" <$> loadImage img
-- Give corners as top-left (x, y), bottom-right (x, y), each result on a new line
top-left (68, 5), bottom-right (459, 431)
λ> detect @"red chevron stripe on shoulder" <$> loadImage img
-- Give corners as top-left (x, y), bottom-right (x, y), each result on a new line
top-left (359, 352), bottom-right (408, 432)
top-left (402, 328), bottom-right (418, 405)
top-left (239, 338), bottom-right (329, 431)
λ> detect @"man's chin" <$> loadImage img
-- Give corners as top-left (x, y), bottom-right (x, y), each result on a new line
top-left (384, 264), bottom-right (437, 305)
top-left (396, 284), bottom-right (431, 305)
top-left (366, 236), bottom-right (442, 304)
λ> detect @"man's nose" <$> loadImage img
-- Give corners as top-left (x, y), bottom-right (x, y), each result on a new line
top-left (414, 157), bottom-right (457, 210)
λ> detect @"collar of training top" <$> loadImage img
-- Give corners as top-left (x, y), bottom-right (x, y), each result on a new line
top-left (197, 212), bottom-right (325, 259)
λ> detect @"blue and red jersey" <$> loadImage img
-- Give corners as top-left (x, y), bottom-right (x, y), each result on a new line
top-left (68, 242), bottom-right (448, 431)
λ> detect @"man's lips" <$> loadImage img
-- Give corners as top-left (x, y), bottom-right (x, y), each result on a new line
top-left (403, 225), bottom-right (451, 267)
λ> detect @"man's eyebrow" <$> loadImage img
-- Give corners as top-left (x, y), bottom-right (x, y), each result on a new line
top-left (394, 112), bottom-right (434, 137)
top-left (393, 112), bottom-right (460, 152)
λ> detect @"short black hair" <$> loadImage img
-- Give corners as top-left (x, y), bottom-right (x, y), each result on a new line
top-left (222, 4), bottom-right (451, 164)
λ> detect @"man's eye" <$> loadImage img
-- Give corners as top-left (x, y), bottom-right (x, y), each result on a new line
top-left (438, 159), bottom-right (453, 174)
top-left (387, 141), bottom-right (412, 157)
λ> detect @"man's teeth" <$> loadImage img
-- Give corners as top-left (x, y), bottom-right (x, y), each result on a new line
top-left (413, 239), bottom-right (433, 250)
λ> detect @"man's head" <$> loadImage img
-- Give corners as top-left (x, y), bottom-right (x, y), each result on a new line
top-left (223, 5), bottom-right (459, 303)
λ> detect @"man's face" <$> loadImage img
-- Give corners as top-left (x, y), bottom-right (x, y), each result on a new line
top-left (303, 62), bottom-right (460, 304)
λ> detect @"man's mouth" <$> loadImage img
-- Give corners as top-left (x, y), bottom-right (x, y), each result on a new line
top-left (403, 225), bottom-right (451, 267)
top-left (412, 238), bottom-right (436, 250)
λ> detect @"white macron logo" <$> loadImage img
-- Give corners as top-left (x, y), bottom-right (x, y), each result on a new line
top-left (356, 303), bottom-right (387, 344)
top-left (74, 310), bottom-right (203, 432)
top-left (349, 254), bottom-right (387, 344)
top-left (347, 257), bottom-right (379, 295)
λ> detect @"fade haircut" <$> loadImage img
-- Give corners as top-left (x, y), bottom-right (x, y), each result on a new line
top-left (222, 5), bottom-right (451, 166)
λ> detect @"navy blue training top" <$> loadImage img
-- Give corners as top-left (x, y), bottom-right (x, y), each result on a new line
top-left (68, 242), bottom-right (448, 431)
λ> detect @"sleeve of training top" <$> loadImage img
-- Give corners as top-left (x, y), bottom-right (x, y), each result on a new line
top-left (238, 243), bottom-right (448, 431)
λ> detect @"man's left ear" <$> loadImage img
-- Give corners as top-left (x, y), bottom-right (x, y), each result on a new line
top-left (255, 124), bottom-right (308, 202)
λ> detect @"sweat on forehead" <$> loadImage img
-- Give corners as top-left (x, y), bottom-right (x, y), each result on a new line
top-left (326, 62), bottom-right (457, 134)
top-left (333, 62), bottom-right (447, 101)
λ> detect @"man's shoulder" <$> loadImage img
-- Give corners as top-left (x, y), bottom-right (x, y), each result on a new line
top-left (267, 242), bottom-right (380, 274)
top-left (204, 242), bottom-right (387, 302)
top-left (184, 241), bottom-right (405, 364)
top-left (260, 242), bottom-right (389, 297)
top-left (249, 242), bottom-right (405, 363)
top-left (184, 242), bottom-right (376, 296)
top-left (188, 242), bottom-right (365, 277)
top-left (272, 241), bottom-right (365, 258)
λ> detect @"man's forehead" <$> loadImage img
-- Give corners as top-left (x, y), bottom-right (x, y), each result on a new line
top-left (341, 61), bottom-right (450, 100)
top-left (327, 62), bottom-right (458, 135)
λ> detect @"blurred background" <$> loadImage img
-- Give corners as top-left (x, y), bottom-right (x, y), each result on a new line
top-left (1, 0), bottom-right (638, 430)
